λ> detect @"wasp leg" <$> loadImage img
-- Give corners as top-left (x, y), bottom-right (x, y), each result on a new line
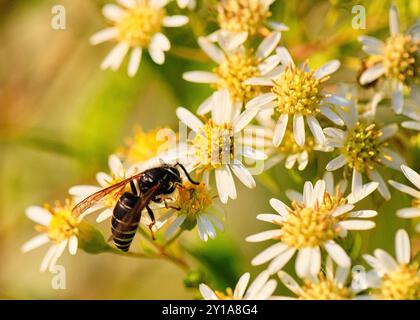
top-left (146, 205), bottom-right (156, 240)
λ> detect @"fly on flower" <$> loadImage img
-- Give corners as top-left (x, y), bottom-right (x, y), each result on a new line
top-left (90, 0), bottom-right (189, 76)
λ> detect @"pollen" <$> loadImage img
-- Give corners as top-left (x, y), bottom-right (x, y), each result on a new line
top-left (342, 122), bottom-right (386, 172)
top-left (376, 263), bottom-right (420, 300)
top-left (215, 287), bottom-right (235, 300)
top-left (299, 276), bottom-right (354, 300)
top-left (175, 182), bottom-right (213, 219)
top-left (213, 51), bottom-right (261, 102)
top-left (217, 0), bottom-right (271, 36)
top-left (272, 63), bottom-right (325, 116)
top-left (279, 191), bottom-right (347, 248)
top-left (192, 120), bottom-right (235, 170)
top-left (383, 35), bottom-right (419, 85)
top-left (116, 3), bottom-right (164, 47)
top-left (36, 200), bottom-right (79, 243)
top-left (119, 126), bottom-right (169, 164)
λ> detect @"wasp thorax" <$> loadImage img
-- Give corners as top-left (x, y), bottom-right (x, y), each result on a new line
top-left (384, 35), bottom-right (419, 84)
top-left (280, 194), bottom-right (346, 248)
top-left (37, 201), bottom-right (78, 243)
top-left (377, 263), bottom-right (420, 300)
top-left (193, 120), bottom-right (235, 170)
top-left (117, 4), bottom-right (164, 47)
top-left (176, 182), bottom-right (212, 219)
top-left (217, 0), bottom-right (271, 36)
top-left (272, 64), bottom-right (324, 116)
top-left (299, 276), bottom-right (354, 300)
top-left (213, 51), bottom-right (261, 102)
top-left (343, 122), bottom-right (385, 172)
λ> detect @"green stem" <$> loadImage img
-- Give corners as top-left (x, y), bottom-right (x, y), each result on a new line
top-left (165, 229), bottom-right (184, 247)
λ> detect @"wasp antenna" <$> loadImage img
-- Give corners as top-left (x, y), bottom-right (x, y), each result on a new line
top-left (176, 162), bottom-right (200, 185)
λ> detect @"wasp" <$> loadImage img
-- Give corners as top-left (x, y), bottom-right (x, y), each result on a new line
top-left (72, 163), bottom-right (199, 251)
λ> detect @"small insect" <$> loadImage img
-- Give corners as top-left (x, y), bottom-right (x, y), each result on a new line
top-left (72, 163), bottom-right (199, 251)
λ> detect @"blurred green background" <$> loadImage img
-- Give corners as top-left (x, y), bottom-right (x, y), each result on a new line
top-left (0, 0), bottom-right (419, 299)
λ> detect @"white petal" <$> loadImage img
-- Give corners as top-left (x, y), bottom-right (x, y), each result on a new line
top-left (245, 271), bottom-right (269, 299)
top-left (402, 121), bottom-right (420, 131)
top-left (285, 190), bottom-right (303, 203)
top-left (347, 210), bottom-right (377, 218)
top-left (368, 170), bottom-right (390, 200)
top-left (162, 15), bottom-right (189, 27)
top-left (109, 154), bottom-right (124, 177)
top-left (151, 32), bottom-right (170, 51)
top-left (96, 208), bottom-right (113, 223)
top-left (240, 146), bottom-right (267, 160)
top-left (326, 154), bottom-right (347, 171)
top-left (90, 27), bottom-right (118, 45)
top-left (395, 229), bottom-right (410, 264)
top-left (388, 180), bottom-right (420, 198)
top-left (47, 240), bottom-right (67, 272)
top-left (233, 108), bottom-right (259, 133)
top-left (176, 107), bottom-right (203, 132)
top-left (252, 279), bottom-right (277, 300)
top-left (392, 82), bottom-right (404, 114)
top-left (374, 249), bottom-right (398, 273)
top-left (331, 204), bottom-right (355, 217)
top-left (276, 47), bottom-right (294, 66)
top-left (101, 42), bottom-right (130, 71)
top-left (197, 95), bottom-right (214, 115)
top-left (401, 165), bottom-right (420, 190)
top-left (351, 168), bottom-right (363, 199)
top-left (293, 114), bottom-right (305, 146)
top-left (25, 206), bottom-right (51, 226)
top-left (339, 220), bottom-right (375, 230)
top-left (246, 229), bottom-right (282, 242)
top-left (219, 31), bottom-right (248, 51)
top-left (212, 89), bottom-right (231, 125)
top-left (397, 207), bottom-right (420, 218)
top-left (215, 165), bottom-right (237, 203)
top-left (148, 46), bottom-right (165, 64)
top-left (295, 247), bottom-right (315, 278)
top-left (257, 32), bottom-right (281, 59)
top-left (324, 240), bottom-right (350, 268)
top-left (272, 114), bottom-right (288, 147)
top-left (68, 235), bottom-right (78, 255)
top-left (251, 243), bottom-right (290, 265)
top-left (40, 245), bottom-right (58, 272)
top-left (277, 271), bottom-right (302, 296)
top-left (359, 63), bottom-right (386, 85)
top-left (102, 4), bottom-right (124, 22)
top-left (127, 47), bottom-right (142, 77)
top-left (267, 247), bottom-right (296, 274)
top-left (320, 106), bottom-right (344, 126)
top-left (303, 181), bottom-right (314, 207)
top-left (266, 21), bottom-right (289, 31)
top-left (256, 213), bottom-right (284, 224)
top-left (183, 71), bottom-right (218, 83)
top-left (245, 93), bottom-right (276, 110)
top-left (379, 124), bottom-right (398, 142)
top-left (117, 0), bottom-right (136, 8)
top-left (389, 4), bottom-right (400, 36)
top-left (231, 161), bottom-right (256, 188)
top-left (269, 198), bottom-right (290, 217)
top-left (69, 185), bottom-right (101, 197)
top-left (165, 215), bottom-right (186, 239)
top-left (259, 55), bottom-right (282, 75)
top-left (323, 95), bottom-right (351, 107)
top-left (244, 77), bottom-right (274, 86)
top-left (233, 273), bottom-right (250, 299)
top-left (307, 115), bottom-right (325, 144)
top-left (21, 234), bottom-right (50, 253)
top-left (199, 284), bottom-right (218, 300)
top-left (197, 218), bottom-right (209, 241)
top-left (347, 181), bottom-right (378, 204)
top-left (313, 60), bottom-right (340, 79)
top-left (198, 37), bottom-right (224, 64)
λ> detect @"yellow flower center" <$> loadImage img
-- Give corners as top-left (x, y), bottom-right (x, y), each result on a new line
top-left (343, 122), bottom-right (388, 172)
top-left (272, 63), bottom-right (325, 116)
top-left (119, 126), bottom-right (170, 164)
top-left (299, 276), bottom-right (354, 300)
top-left (383, 35), bottom-right (419, 84)
top-left (213, 51), bottom-right (261, 102)
top-left (279, 192), bottom-right (346, 248)
top-left (116, 3), bottom-right (164, 47)
top-left (176, 182), bottom-right (213, 219)
top-left (412, 198), bottom-right (420, 208)
top-left (377, 263), bottom-right (420, 300)
top-left (215, 288), bottom-right (235, 300)
top-left (36, 201), bottom-right (79, 243)
top-left (217, 0), bottom-right (271, 36)
top-left (192, 120), bottom-right (235, 170)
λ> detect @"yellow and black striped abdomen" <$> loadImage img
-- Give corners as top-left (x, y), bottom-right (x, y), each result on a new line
top-left (111, 192), bottom-right (141, 252)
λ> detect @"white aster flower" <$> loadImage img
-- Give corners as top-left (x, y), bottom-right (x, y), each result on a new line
top-left (358, 4), bottom-right (420, 114)
top-left (277, 257), bottom-right (361, 300)
top-left (183, 31), bottom-right (283, 113)
top-left (21, 200), bottom-right (80, 272)
top-left (401, 101), bottom-right (420, 131)
top-left (90, 0), bottom-right (189, 77)
top-left (389, 165), bottom-right (420, 233)
top-left (363, 229), bottom-right (420, 300)
top-left (176, 89), bottom-right (266, 203)
top-left (199, 270), bottom-right (277, 300)
top-left (324, 101), bottom-right (405, 200)
top-left (245, 47), bottom-right (349, 147)
top-left (165, 181), bottom-right (224, 242)
top-left (210, 0), bottom-right (288, 47)
top-left (247, 177), bottom-right (378, 277)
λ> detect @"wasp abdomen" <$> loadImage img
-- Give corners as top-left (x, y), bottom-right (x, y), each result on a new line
top-left (111, 192), bottom-right (140, 252)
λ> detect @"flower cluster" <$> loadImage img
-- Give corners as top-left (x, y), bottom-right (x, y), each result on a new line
top-left (21, 1), bottom-right (420, 300)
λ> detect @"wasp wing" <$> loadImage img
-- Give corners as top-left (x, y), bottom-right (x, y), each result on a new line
top-left (108, 183), bottom-right (161, 242)
top-left (72, 172), bottom-right (144, 217)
